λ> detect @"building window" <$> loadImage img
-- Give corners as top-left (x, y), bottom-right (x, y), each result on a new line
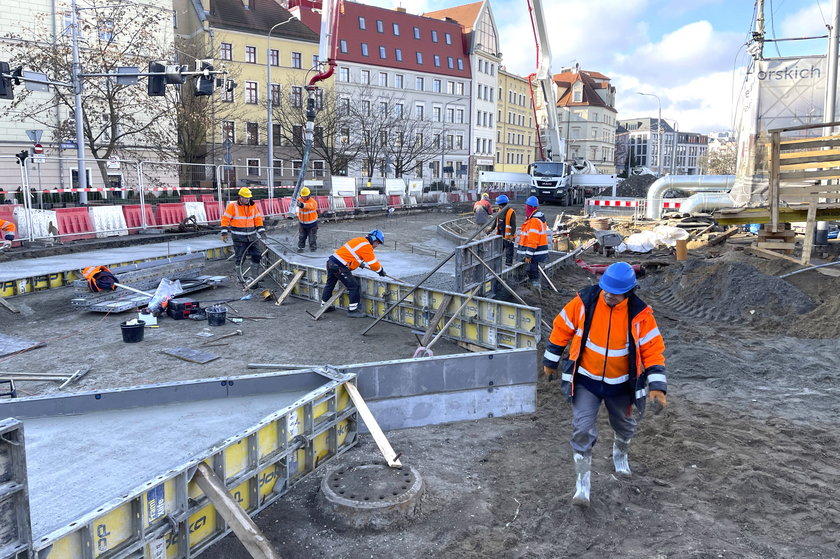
top-left (395, 48), bottom-right (403, 62)
top-left (395, 74), bottom-right (404, 88)
top-left (339, 67), bottom-right (349, 82)
top-left (447, 57), bottom-right (454, 69)
top-left (457, 59), bottom-right (464, 71)
top-left (362, 100), bottom-right (371, 115)
top-left (222, 86), bottom-right (234, 102)
top-left (269, 48), bottom-right (279, 66)
top-left (431, 30), bottom-right (438, 42)
top-left (446, 81), bottom-right (454, 94)
top-left (433, 106), bottom-right (441, 122)
top-left (416, 51), bottom-right (422, 64)
top-left (247, 159), bottom-right (260, 176)
top-left (379, 46), bottom-right (386, 59)
top-left (379, 101), bottom-right (388, 115)
top-left (271, 84), bottom-right (280, 105)
top-left (433, 79), bottom-right (441, 92)
top-left (394, 103), bottom-right (403, 118)
top-left (292, 126), bottom-right (303, 146)
top-left (245, 81), bottom-right (258, 104)
top-left (376, 20), bottom-right (383, 32)
top-left (245, 46), bottom-right (256, 63)
top-left (393, 23), bottom-right (400, 35)
top-left (415, 77), bottom-right (424, 90)
top-left (340, 97), bottom-right (350, 115)
top-left (415, 104), bottom-right (424, 119)
top-left (340, 127), bottom-right (350, 144)
top-left (358, 16), bottom-right (366, 30)
top-left (457, 109), bottom-right (464, 123)
top-left (222, 121), bottom-right (235, 143)
top-left (447, 108), bottom-right (454, 123)
top-left (445, 32), bottom-right (452, 45)
top-left (291, 86), bottom-right (302, 107)
top-left (220, 42), bottom-right (232, 60)
top-left (273, 123), bottom-right (282, 146)
top-left (361, 70), bottom-right (370, 84)
top-left (433, 55), bottom-right (440, 67)
top-left (339, 40), bottom-right (348, 53)
top-left (361, 43), bottom-right (369, 56)
top-left (379, 72), bottom-right (388, 87)
top-left (247, 122), bottom-right (259, 145)
top-left (413, 26), bottom-right (420, 39)
top-left (292, 52), bottom-right (302, 68)
top-left (457, 82), bottom-right (464, 95)
top-left (313, 160), bottom-right (325, 177)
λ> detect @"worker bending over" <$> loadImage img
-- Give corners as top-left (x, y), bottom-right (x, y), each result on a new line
top-left (542, 262), bottom-right (668, 507)
top-left (517, 196), bottom-right (548, 288)
top-left (320, 229), bottom-right (387, 318)
top-left (220, 187), bottom-right (265, 269)
top-left (487, 195), bottom-right (516, 266)
top-left (0, 218), bottom-right (15, 245)
top-left (296, 186), bottom-right (318, 252)
top-left (473, 192), bottom-right (493, 226)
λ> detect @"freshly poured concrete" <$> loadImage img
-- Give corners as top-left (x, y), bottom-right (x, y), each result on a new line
top-left (25, 389), bottom-right (310, 539)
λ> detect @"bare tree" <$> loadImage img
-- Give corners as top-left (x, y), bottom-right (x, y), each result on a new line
top-left (699, 143), bottom-right (736, 175)
top-left (2, 2), bottom-right (178, 186)
top-left (382, 105), bottom-right (450, 179)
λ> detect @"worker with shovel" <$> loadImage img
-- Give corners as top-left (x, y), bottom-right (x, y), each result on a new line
top-left (517, 196), bottom-right (548, 289)
top-left (320, 229), bottom-right (387, 318)
top-left (542, 261), bottom-right (667, 507)
top-left (220, 187), bottom-right (266, 270)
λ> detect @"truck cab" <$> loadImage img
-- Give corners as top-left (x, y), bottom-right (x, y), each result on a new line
top-left (528, 160), bottom-right (576, 205)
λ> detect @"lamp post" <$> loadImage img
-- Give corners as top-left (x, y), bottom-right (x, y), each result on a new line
top-left (669, 120), bottom-right (679, 174)
top-left (266, 16), bottom-right (297, 199)
top-left (440, 96), bottom-right (466, 189)
top-left (638, 92), bottom-right (663, 177)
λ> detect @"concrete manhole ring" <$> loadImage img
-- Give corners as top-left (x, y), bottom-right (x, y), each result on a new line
top-left (320, 462), bottom-right (424, 529)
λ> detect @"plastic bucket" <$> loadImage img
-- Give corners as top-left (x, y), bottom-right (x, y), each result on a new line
top-left (120, 320), bottom-right (146, 343)
top-left (207, 307), bottom-right (227, 327)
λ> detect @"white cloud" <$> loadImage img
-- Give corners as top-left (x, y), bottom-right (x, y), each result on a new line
top-left (780, 2), bottom-right (829, 38)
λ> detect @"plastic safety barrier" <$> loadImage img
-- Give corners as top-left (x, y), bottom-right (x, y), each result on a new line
top-left (180, 195), bottom-right (198, 202)
top-left (183, 201), bottom-right (208, 223)
top-left (315, 196), bottom-right (331, 213)
top-left (199, 194), bottom-right (216, 203)
top-left (89, 206), bottom-right (129, 238)
top-left (121, 204), bottom-right (157, 232)
top-left (203, 201), bottom-right (221, 222)
top-left (55, 207), bottom-right (95, 242)
top-left (278, 197), bottom-right (292, 214)
top-left (387, 195), bottom-right (403, 209)
top-left (155, 202), bottom-right (187, 226)
top-left (0, 204), bottom-right (22, 246)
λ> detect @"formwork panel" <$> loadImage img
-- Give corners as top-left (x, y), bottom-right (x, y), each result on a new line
top-left (0, 419), bottom-right (29, 559)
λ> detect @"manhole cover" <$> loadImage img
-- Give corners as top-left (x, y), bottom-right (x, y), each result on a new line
top-left (320, 462), bottom-right (423, 529)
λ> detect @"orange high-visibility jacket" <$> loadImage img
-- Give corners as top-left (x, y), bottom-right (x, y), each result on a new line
top-left (0, 219), bottom-right (15, 236)
top-left (517, 215), bottom-right (548, 259)
top-left (221, 200), bottom-right (265, 238)
top-left (491, 206), bottom-right (516, 240)
top-left (82, 265), bottom-right (116, 292)
top-left (544, 286), bottom-right (667, 398)
top-left (332, 237), bottom-right (382, 272)
top-left (297, 197), bottom-right (318, 225)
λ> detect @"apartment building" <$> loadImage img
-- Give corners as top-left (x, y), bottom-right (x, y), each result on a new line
top-left (617, 118), bottom-right (709, 176)
top-left (553, 66), bottom-right (618, 174)
top-left (495, 68), bottom-right (535, 173)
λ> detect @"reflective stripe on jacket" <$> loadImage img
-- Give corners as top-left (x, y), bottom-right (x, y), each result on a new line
top-left (82, 265), bottom-right (115, 292)
top-left (0, 219), bottom-right (15, 235)
top-left (493, 206), bottom-right (516, 240)
top-left (332, 237), bottom-right (382, 272)
top-left (297, 197), bottom-right (318, 225)
top-left (542, 285), bottom-right (667, 404)
top-left (517, 215), bottom-right (548, 259)
top-left (220, 201), bottom-right (265, 237)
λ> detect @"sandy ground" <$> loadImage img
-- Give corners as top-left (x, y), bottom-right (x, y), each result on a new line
top-left (3, 209), bottom-right (840, 558)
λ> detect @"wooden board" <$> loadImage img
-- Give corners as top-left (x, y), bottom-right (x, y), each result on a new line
top-left (161, 347), bottom-right (220, 364)
top-left (0, 334), bottom-right (44, 358)
top-left (344, 382), bottom-right (402, 468)
top-left (275, 270), bottom-right (304, 306)
top-left (305, 287), bottom-right (345, 321)
top-left (0, 297), bottom-right (19, 313)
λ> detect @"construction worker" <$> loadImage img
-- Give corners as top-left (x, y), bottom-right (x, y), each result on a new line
top-left (517, 196), bottom-right (548, 288)
top-left (296, 186), bottom-right (318, 252)
top-left (82, 265), bottom-right (117, 292)
top-left (320, 229), bottom-right (386, 318)
top-left (542, 262), bottom-right (667, 507)
top-left (473, 192), bottom-right (493, 226)
top-left (220, 187), bottom-right (265, 268)
top-left (0, 218), bottom-right (15, 245)
top-left (487, 194), bottom-right (516, 266)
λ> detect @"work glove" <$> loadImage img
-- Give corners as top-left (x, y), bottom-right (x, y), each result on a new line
top-left (543, 366), bottom-right (557, 382)
top-left (524, 257), bottom-right (532, 264)
top-left (649, 389), bottom-right (667, 410)
top-left (358, 261), bottom-right (367, 269)
top-left (3, 234), bottom-right (12, 241)
top-left (297, 201), bottom-right (304, 208)
top-left (221, 233), bottom-right (229, 243)
top-left (378, 269), bottom-right (386, 277)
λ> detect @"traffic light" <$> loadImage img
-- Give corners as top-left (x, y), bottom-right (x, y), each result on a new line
top-left (147, 61), bottom-right (166, 96)
top-left (194, 60), bottom-right (214, 96)
top-left (0, 62), bottom-right (15, 100)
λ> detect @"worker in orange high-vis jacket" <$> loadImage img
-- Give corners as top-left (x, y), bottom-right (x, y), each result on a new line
top-left (486, 194), bottom-right (516, 266)
top-left (320, 229), bottom-right (386, 318)
top-left (0, 218), bottom-right (15, 247)
top-left (542, 262), bottom-right (667, 507)
top-left (516, 196), bottom-right (548, 288)
top-left (296, 186), bottom-right (318, 253)
top-left (473, 192), bottom-right (493, 226)
top-left (220, 187), bottom-right (265, 268)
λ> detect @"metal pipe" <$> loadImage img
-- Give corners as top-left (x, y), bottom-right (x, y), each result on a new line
top-left (645, 175), bottom-right (735, 219)
top-left (678, 192), bottom-right (735, 215)
top-left (70, 0), bottom-right (88, 195)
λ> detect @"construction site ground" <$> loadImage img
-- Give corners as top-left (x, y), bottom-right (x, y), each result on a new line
top-left (3, 207), bottom-right (839, 558)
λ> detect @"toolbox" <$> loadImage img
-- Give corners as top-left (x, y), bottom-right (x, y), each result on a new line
top-left (166, 297), bottom-right (201, 320)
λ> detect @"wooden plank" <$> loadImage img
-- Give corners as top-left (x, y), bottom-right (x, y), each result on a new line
top-left (243, 258), bottom-right (284, 291)
top-left (779, 169), bottom-right (840, 182)
top-left (770, 130), bottom-right (781, 232)
top-left (59, 366), bottom-right (92, 389)
top-left (755, 241), bottom-right (797, 250)
top-left (757, 229), bottom-right (796, 238)
top-left (779, 148), bottom-right (840, 160)
top-left (706, 226), bottom-right (740, 247)
top-left (305, 286), bottom-right (345, 321)
top-left (800, 199), bottom-right (818, 265)
top-left (274, 270), bottom-right (304, 306)
top-left (344, 382), bottom-right (402, 468)
top-left (747, 246), bottom-right (806, 265)
top-left (780, 160), bottom-right (840, 171)
top-left (778, 186), bottom-right (840, 197)
top-left (420, 294), bottom-right (453, 347)
top-left (192, 462), bottom-right (282, 559)
top-left (780, 135), bottom-right (840, 149)
top-left (0, 297), bottom-right (19, 313)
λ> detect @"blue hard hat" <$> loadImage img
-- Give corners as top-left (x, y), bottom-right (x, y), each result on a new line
top-left (367, 229), bottom-right (385, 244)
top-left (496, 194), bottom-right (509, 205)
top-left (599, 262), bottom-right (637, 295)
top-left (526, 196), bottom-right (539, 207)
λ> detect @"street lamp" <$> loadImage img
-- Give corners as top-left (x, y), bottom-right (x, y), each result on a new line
top-left (440, 96), bottom-right (466, 189)
top-left (267, 16), bottom-right (297, 199)
top-left (638, 92), bottom-right (663, 177)
top-left (669, 120), bottom-right (679, 174)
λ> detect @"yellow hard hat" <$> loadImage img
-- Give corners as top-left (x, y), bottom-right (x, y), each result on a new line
top-left (481, 192), bottom-right (489, 199)
top-left (237, 187), bottom-right (252, 198)
top-left (300, 186), bottom-right (311, 197)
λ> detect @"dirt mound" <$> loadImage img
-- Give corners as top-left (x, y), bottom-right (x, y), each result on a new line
top-left (641, 257), bottom-right (816, 324)
top-left (616, 174), bottom-right (657, 198)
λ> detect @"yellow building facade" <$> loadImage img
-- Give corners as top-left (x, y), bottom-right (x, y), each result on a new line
top-left (495, 68), bottom-right (536, 174)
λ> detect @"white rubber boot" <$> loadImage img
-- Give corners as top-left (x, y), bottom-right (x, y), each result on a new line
top-left (572, 453), bottom-right (591, 507)
top-left (613, 436), bottom-right (631, 476)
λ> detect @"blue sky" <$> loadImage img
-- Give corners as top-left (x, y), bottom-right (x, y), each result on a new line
top-left (361, 0), bottom-right (829, 133)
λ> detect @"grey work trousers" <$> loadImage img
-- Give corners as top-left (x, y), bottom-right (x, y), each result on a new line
top-left (570, 383), bottom-right (637, 456)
